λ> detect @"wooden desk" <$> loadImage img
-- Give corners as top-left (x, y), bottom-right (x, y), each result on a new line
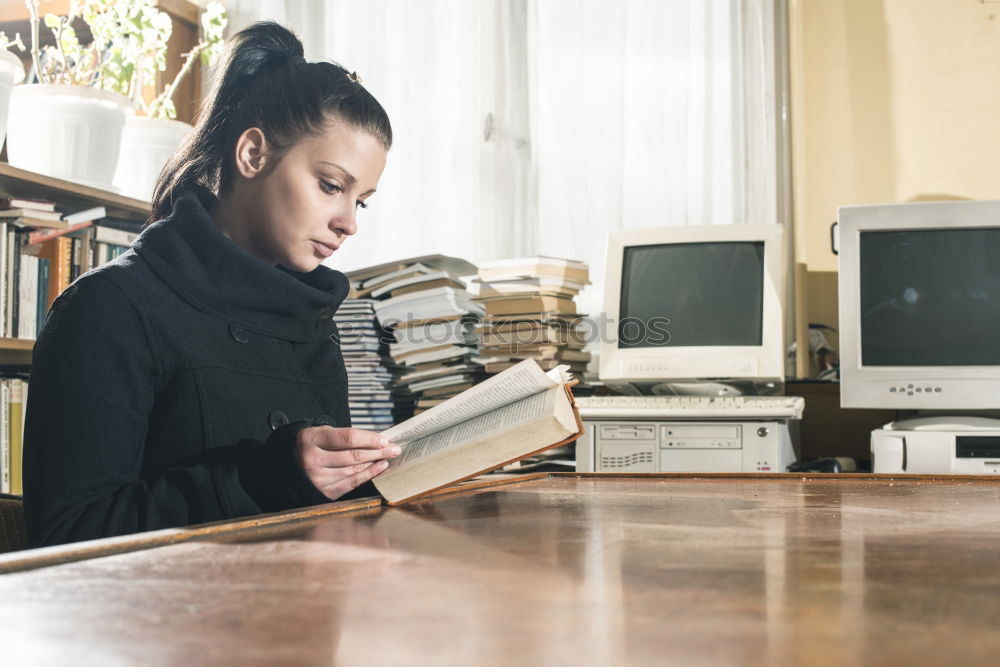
top-left (2, 473), bottom-right (1000, 665)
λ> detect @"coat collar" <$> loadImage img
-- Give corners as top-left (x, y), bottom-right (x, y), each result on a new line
top-left (132, 184), bottom-right (350, 342)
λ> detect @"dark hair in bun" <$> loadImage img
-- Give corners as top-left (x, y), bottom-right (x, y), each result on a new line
top-left (152, 21), bottom-right (392, 221)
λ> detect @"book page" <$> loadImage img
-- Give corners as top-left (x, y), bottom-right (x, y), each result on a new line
top-left (381, 359), bottom-right (565, 445)
top-left (392, 389), bottom-right (552, 467)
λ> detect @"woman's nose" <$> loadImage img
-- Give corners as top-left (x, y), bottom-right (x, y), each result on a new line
top-left (332, 208), bottom-right (357, 237)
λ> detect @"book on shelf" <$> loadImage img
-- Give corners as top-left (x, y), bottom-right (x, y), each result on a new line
top-left (2, 212), bottom-right (71, 230)
top-left (0, 377), bottom-right (27, 494)
top-left (0, 197), bottom-right (56, 212)
top-left (36, 235), bottom-right (73, 314)
top-left (347, 254), bottom-right (478, 285)
top-left (93, 224), bottom-right (138, 247)
top-left (372, 358), bottom-right (584, 504)
top-left (36, 257), bottom-right (49, 337)
top-left (25, 220), bottom-right (94, 246)
top-left (476, 256), bottom-right (590, 284)
top-left (484, 358), bottom-right (588, 374)
top-left (0, 380), bottom-right (7, 493)
top-left (70, 236), bottom-right (82, 282)
top-left (370, 270), bottom-right (465, 299)
top-left (477, 295), bottom-right (579, 317)
top-left (0, 204), bottom-right (107, 232)
top-left (360, 263), bottom-right (435, 291)
top-left (6, 226), bottom-right (19, 339)
top-left (7, 379), bottom-right (25, 495)
top-left (478, 320), bottom-right (588, 347)
top-left (480, 345), bottom-right (591, 362)
top-left (17, 252), bottom-right (38, 339)
top-left (63, 205), bottom-right (106, 225)
top-left (0, 208), bottom-right (64, 223)
top-left (0, 227), bottom-right (6, 337)
top-left (471, 275), bottom-right (587, 298)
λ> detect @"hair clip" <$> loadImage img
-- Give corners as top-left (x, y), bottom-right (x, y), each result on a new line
top-left (347, 71), bottom-right (363, 84)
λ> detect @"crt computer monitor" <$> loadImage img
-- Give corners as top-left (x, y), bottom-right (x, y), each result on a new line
top-left (598, 224), bottom-right (786, 387)
top-left (838, 200), bottom-right (1000, 410)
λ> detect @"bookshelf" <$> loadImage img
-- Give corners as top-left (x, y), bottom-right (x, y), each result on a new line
top-left (0, 162), bottom-right (151, 364)
top-left (0, 162), bottom-right (151, 223)
top-left (0, 338), bottom-right (32, 365)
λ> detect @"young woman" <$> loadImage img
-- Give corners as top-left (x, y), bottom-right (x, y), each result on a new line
top-left (22, 22), bottom-right (397, 547)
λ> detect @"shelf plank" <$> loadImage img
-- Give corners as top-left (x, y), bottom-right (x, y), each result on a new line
top-left (0, 162), bottom-right (151, 223)
top-left (0, 338), bottom-right (34, 351)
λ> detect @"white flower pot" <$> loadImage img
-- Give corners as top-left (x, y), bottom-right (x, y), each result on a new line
top-left (7, 84), bottom-right (133, 190)
top-left (113, 116), bottom-right (192, 202)
top-left (0, 51), bottom-right (25, 152)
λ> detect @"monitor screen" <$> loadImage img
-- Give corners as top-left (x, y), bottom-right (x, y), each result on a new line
top-left (860, 228), bottom-right (1000, 366)
top-left (618, 241), bottom-right (765, 349)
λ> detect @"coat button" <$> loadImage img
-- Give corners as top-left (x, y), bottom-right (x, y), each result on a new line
top-left (269, 411), bottom-right (290, 430)
top-left (230, 324), bottom-right (249, 344)
top-left (319, 306), bottom-right (334, 320)
top-left (311, 414), bottom-right (335, 427)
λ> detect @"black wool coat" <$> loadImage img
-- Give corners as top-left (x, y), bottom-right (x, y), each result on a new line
top-left (23, 185), bottom-right (362, 547)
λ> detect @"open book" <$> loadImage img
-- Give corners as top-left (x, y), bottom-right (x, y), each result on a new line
top-left (373, 358), bottom-right (584, 504)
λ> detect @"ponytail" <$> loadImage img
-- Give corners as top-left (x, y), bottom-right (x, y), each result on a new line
top-left (151, 21), bottom-right (392, 222)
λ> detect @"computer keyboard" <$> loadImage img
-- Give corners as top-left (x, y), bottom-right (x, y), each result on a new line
top-left (575, 395), bottom-right (805, 420)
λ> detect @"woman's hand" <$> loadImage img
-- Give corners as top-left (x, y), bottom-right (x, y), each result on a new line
top-left (295, 425), bottom-right (400, 500)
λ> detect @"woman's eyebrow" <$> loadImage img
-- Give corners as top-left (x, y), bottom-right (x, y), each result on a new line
top-left (319, 161), bottom-right (356, 185)
top-left (320, 160), bottom-right (376, 196)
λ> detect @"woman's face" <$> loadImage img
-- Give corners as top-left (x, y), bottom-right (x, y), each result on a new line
top-left (228, 122), bottom-right (388, 272)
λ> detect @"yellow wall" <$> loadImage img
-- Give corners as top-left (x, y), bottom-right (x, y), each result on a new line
top-left (791, 0), bottom-right (1000, 272)
top-left (789, 0), bottom-right (1000, 356)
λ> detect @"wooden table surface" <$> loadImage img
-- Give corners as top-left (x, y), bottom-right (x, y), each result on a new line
top-left (2, 473), bottom-right (1000, 666)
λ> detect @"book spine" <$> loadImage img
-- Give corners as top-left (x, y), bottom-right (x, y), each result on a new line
top-left (24, 255), bottom-right (37, 339)
top-left (0, 223), bottom-right (6, 339)
top-left (62, 205), bottom-right (106, 225)
top-left (9, 379), bottom-right (23, 495)
top-left (0, 379), bottom-right (8, 494)
top-left (94, 225), bottom-right (138, 247)
top-left (0, 198), bottom-right (56, 212)
top-left (4, 227), bottom-right (14, 338)
top-left (75, 227), bottom-right (93, 276)
top-left (17, 251), bottom-right (29, 339)
top-left (10, 231), bottom-right (21, 339)
top-left (56, 236), bottom-right (72, 307)
top-left (19, 381), bottom-right (27, 495)
top-left (37, 257), bottom-right (49, 334)
top-left (70, 237), bottom-right (81, 283)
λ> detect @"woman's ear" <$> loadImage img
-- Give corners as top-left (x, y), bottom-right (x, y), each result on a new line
top-left (233, 127), bottom-right (269, 179)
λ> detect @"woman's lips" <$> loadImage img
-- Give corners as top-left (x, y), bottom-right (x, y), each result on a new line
top-left (311, 240), bottom-right (338, 257)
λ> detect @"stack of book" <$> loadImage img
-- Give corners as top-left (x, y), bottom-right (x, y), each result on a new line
top-left (0, 195), bottom-right (142, 340)
top-left (345, 255), bottom-right (484, 417)
top-left (333, 298), bottom-right (412, 431)
top-left (472, 256), bottom-right (592, 375)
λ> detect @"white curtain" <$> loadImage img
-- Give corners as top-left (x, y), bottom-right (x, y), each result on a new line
top-left (225, 0), bottom-right (780, 314)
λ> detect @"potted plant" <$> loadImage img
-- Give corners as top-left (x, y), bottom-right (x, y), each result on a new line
top-left (6, 0), bottom-right (224, 193)
top-left (113, 1), bottom-right (227, 201)
top-left (7, 1), bottom-right (143, 189)
top-left (0, 32), bottom-right (26, 152)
